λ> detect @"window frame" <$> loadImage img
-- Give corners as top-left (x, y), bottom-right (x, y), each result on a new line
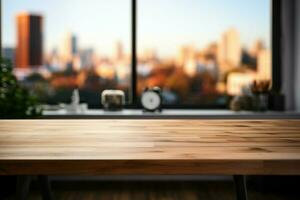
top-left (0, 0), bottom-right (282, 109)
top-left (131, 0), bottom-right (282, 109)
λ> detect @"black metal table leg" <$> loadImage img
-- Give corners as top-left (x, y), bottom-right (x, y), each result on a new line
top-left (16, 175), bottom-right (54, 200)
top-left (38, 175), bottom-right (54, 200)
top-left (234, 175), bottom-right (248, 200)
top-left (16, 176), bottom-right (31, 200)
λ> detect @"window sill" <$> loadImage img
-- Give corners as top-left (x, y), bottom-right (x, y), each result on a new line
top-left (42, 109), bottom-right (300, 119)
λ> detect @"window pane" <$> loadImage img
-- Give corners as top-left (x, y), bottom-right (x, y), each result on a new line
top-left (2, 0), bottom-right (131, 108)
top-left (138, 0), bottom-right (272, 106)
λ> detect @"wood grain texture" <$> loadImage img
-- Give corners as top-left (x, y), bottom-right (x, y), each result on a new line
top-left (0, 120), bottom-right (300, 175)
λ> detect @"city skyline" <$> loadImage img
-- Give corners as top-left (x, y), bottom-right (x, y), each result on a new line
top-left (2, 0), bottom-right (131, 57)
top-left (3, 0), bottom-right (271, 57)
top-left (139, 0), bottom-right (271, 57)
top-left (1, 0), bottom-right (272, 106)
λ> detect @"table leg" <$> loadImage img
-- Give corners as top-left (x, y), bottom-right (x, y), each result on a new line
top-left (38, 175), bottom-right (55, 200)
top-left (16, 176), bottom-right (31, 200)
top-left (234, 175), bottom-right (248, 200)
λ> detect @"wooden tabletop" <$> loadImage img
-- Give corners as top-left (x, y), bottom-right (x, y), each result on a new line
top-left (0, 120), bottom-right (299, 175)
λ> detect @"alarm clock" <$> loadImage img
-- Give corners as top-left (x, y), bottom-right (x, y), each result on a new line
top-left (141, 87), bottom-right (162, 112)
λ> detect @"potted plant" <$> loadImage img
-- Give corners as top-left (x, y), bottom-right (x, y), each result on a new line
top-left (0, 57), bottom-right (42, 119)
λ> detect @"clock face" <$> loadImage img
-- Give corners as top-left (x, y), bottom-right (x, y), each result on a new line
top-left (141, 91), bottom-right (161, 111)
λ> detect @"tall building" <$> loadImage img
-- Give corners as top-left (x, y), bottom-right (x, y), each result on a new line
top-left (257, 49), bottom-right (272, 80)
top-left (80, 48), bottom-right (94, 68)
top-left (250, 40), bottom-right (265, 58)
top-left (16, 13), bottom-right (43, 68)
top-left (177, 45), bottom-right (195, 67)
top-left (114, 41), bottom-right (124, 61)
top-left (61, 33), bottom-right (78, 62)
top-left (218, 28), bottom-right (242, 69)
top-left (2, 47), bottom-right (15, 66)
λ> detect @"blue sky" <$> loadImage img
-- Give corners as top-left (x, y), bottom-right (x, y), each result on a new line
top-left (2, 0), bottom-right (131, 56)
top-left (2, 0), bottom-right (271, 57)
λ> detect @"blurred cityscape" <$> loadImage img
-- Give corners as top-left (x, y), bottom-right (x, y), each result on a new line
top-left (138, 28), bottom-right (271, 105)
top-left (2, 12), bottom-right (271, 107)
top-left (2, 13), bottom-right (131, 107)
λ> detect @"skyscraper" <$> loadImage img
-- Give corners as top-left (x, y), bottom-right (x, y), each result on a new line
top-left (61, 33), bottom-right (78, 62)
top-left (16, 13), bottom-right (43, 68)
top-left (250, 40), bottom-right (265, 57)
top-left (257, 49), bottom-right (272, 80)
top-left (177, 45), bottom-right (195, 67)
top-left (114, 41), bottom-right (124, 61)
top-left (217, 28), bottom-right (242, 68)
top-left (2, 47), bottom-right (15, 65)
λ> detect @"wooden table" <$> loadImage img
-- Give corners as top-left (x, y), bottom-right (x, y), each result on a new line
top-left (1, 119), bottom-right (300, 200)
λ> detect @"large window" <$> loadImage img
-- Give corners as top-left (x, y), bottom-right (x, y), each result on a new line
top-left (1, 0), bottom-right (278, 108)
top-left (137, 0), bottom-right (273, 107)
top-left (1, 0), bottom-right (131, 107)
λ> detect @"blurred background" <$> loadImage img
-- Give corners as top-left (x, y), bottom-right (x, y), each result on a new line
top-left (1, 0), bottom-right (273, 108)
